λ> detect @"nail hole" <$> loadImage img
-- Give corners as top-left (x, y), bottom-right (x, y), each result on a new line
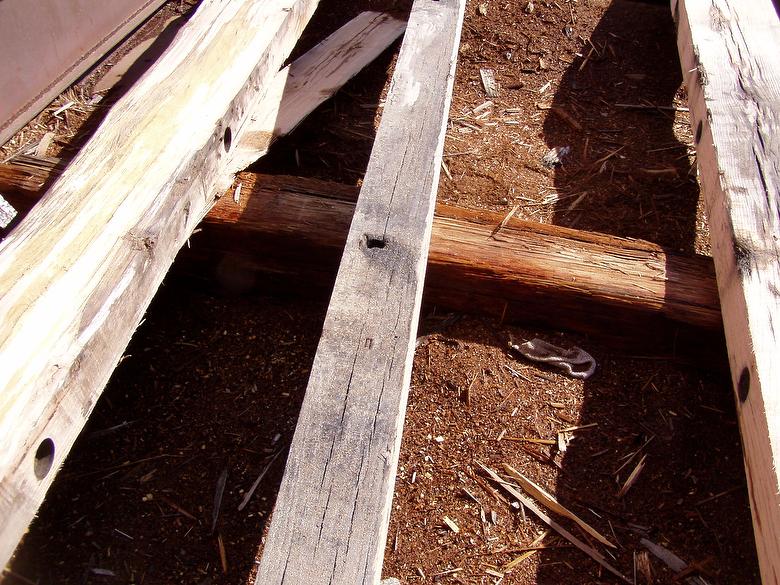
top-left (737, 367), bottom-right (750, 402)
top-left (694, 121), bottom-right (703, 144)
top-left (365, 234), bottom-right (386, 249)
top-left (34, 438), bottom-right (55, 480)
top-left (223, 126), bottom-right (233, 152)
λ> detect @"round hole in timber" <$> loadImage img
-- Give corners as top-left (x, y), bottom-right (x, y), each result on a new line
top-left (34, 438), bottom-right (55, 480)
top-left (223, 126), bottom-right (233, 152)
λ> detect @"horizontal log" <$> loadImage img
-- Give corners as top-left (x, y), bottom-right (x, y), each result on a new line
top-left (181, 173), bottom-right (722, 351)
top-left (2, 159), bottom-right (722, 349)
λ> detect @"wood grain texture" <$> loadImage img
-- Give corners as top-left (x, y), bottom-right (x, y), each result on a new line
top-left (0, 0), bottom-right (319, 568)
top-left (3, 165), bottom-right (723, 343)
top-left (672, 0), bottom-right (780, 581)
top-left (253, 0), bottom-right (466, 582)
top-left (0, 0), bottom-right (167, 146)
top-left (230, 10), bottom-right (406, 172)
top-left (194, 173), bottom-right (720, 338)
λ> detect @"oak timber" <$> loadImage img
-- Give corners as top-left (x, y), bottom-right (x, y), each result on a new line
top-left (254, 0), bottom-right (466, 582)
top-left (195, 173), bottom-right (720, 340)
top-left (0, 0), bottom-right (319, 569)
top-left (672, 0), bottom-right (780, 581)
top-left (0, 0), bottom-right (166, 146)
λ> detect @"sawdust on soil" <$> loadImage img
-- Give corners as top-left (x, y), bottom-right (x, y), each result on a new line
top-left (2, 0), bottom-right (760, 584)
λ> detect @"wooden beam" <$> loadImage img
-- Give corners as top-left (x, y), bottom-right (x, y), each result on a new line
top-left (190, 173), bottom-right (721, 343)
top-left (4, 163), bottom-right (722, 353)
top-left (229, 10), bottom-right (406, 172)
top-left (0, 0), bottom-right (167, 146)
top-left (254, 0), bottom-right (465, 582)
top-left (672, 0), bottom-right (780, 581)
top-left (0, 0), bottom-right (320, 568)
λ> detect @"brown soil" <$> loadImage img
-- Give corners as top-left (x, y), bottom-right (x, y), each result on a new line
top-left (2, 0), bottom-right (760, 584)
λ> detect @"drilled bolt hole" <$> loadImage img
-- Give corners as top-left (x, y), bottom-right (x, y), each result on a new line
top-left (34, 438), bottom-right (55, 480)
top-left (737, 367), bottom-right (750, 402)
top-left (223, 126), bottom-right (233, 152)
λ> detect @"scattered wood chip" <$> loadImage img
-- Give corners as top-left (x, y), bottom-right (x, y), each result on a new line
top-left (462, 487), bottom-right (481, 504)
top-left (504, 436), bottom-right (556, 445)
top-left (238, 447), bottom-right (284, 511)
top-left (490, 204), bottom-right (518, 238)
top-left (216, 532), bottom-right (228, 574)
top-left (503, 550), bottom-right (536, 572)
top-left (503, 464), bottom-right (616, 548)
top-left (480, 68), bottom-right (500, 98)
top-left (211, 466), bottom-right (228, 533)
top-left (478, 463), bottom-right (630, 583)
top-left (443, 516), bottom-right (460, 533)
top-left (441, 160), bottom-right (453, 181)
top-left (557, 431), bottom-right (569, 453)
top-left (559, 422), bottom-right (598, 433)
top-left (0, 194), bottom-right (17, 229)
top-left (472, 100), bottom-right (493, 115)
top-left (641, 538), bottom-right (711, 585)
top-left (636, 549), bottom-right (654, 585)
top-left (485, 568), bottom-right (504, 578)
top-left (617, 454), bottom-right (647, 498)
top-left (34, 132), bottom-right (55, 158)
top-left (503, 531), bottom-right (550, 573)
top-left (432, 567), bottom-right (463, 577)
top-left (478, 2), bottom-right (488, 15)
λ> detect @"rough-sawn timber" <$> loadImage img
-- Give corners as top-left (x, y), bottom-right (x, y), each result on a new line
top-left (194, 173), bottom-right (721, 344)
top-left (254, 0), bottom-right (466, 582)
top-left (672, 0), bottom-right (780, 581)
top-left (0, 0), bottom-right (319, 569)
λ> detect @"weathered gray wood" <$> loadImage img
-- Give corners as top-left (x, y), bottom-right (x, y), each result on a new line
top-left (672, 1), bottom-right (780, 581)
top-left (230, 10), bottom-right (406, 172)
top-left (254, 0), bottom-right (466, 582)
top-left (0, 0), bottom-right (319, 569)
top-left (0, 0), bottom-right (167, 146)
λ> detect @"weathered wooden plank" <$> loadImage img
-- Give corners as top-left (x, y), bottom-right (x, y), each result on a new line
top-left (230, 10), bottom-right (406, 172)
top-left (672, 0), bottom-right (780, 581)
top-left (254, 0), bottom-right (465, 582)
top-left (0, 0), bottom-right (319, 568)
top-left (0, 0), bottom-right (167, 146)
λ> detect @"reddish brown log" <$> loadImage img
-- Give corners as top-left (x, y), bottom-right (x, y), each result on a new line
top-left (181, 173), bottom-right (722, 353)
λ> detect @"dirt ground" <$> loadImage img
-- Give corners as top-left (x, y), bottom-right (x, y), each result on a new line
top-left (1, 0), bottom-right (761, 584)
